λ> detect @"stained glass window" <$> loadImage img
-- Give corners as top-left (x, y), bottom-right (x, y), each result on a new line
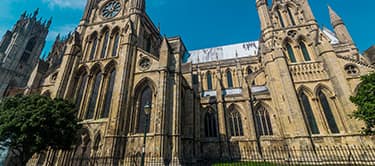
top-left (318, 90), bottom-right (340, 134)
top-left (112, 32), bottom-right (120, 57)
top-left (207, 72), bottom-right (213, 90)
top-left (100, 31), bottom-right (110, 58)
top-left (136, 86), bottom-right (152, 133)
top-left (76, 73), bottom-right (88, 108)
top-left (101, 70), bottom-right (116, 118)
top-left (287, 7), bottom-right (296, 26)
top-left (20, 38), bottom-right (36, 63)
top-left (255, 106), bottom-right (273, 136)
top-left (227, 70), bottom-right (233, 88)
top-left (300, 42), bottom-right (311, 61)
top-left (300, 92), bottom-right (319, 134)
top-left (228, 108), bottom-right (244, 136)
top-left (287, 43), bottom-right (296, 63)
top-left (277, 10), bottom-right (285, 28)
top-left (205, 109), bottom-right (218, 137)
top-left (89, 36), bottom-right (98, 60)
top-left (86, 72), bottom-right (102, 119)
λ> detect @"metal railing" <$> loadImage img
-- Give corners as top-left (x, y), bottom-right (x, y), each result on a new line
top-left (37, 145), bottom-right (375, 166)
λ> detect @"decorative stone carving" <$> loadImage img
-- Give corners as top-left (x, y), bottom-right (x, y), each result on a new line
top-left (139, 57), bottom-right (151, 70)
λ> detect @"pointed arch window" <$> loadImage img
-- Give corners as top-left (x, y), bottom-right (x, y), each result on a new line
top-left (287, 7), bottom-right (296, 26)
top-left (277, 10), bottom-right (285, 28)
top-left (145, 35), bottom-right (152, 53)
top-left (254, 106), bottom-right (273, 136)
top-left (100, 30), bottom-right (110, 59)
top-left (286, 43), bottom-right (297, 63)
top-left (20, 38), bottom-right (37, 63)
top-left (300, 42), bottom-right (311, 61)
top-left (204, 109), bottom-right (218, 137)
top-left (89, 35), bottom-right (98, 60)
top-left (136, 86), bottom-right (152, 133)
top-left (318, 90), bottom-right (340, 134)
top-left (226, 70), bottom-right (233, 88)
top-left (300, 92), bottom-right (319, 134)
top-left (228, 108), bottom-right (244, 137)
top-left (101, 70), bottom-right (116, 118)
top-left (206, 72), bottom-right (213, 90)
top-left (75, 72), bottom-right (88, 108)
top-left (111, 32), bottom-right (120, 57)
top-left (86, 72), bottom-right (102, 119)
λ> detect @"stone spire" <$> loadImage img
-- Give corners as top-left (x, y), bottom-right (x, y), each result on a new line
top-left (33, 8), bottom-right (39, 19)
top-left (328, 6), bottom-right (343, 27)
top-left (328, 5), bottom-right (353, 44)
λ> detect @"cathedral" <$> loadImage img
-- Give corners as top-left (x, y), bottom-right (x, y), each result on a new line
top-left (0, 9), bottom-right (50, 97)
top-left (3, 0), bottom-right (374, 165)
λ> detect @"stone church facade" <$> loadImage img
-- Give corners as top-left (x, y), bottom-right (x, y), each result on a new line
top-left (23, 0), bottom-right (374, 165)
top-left (0, 9), bottom-right (50, 97)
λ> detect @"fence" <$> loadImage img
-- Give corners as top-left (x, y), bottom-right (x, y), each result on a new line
top-left (212, 145), bottom-right (375, 165)
top-left (39, 145), bottom-right (375, 166)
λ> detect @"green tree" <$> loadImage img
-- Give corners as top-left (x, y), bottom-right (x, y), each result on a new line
top-left (0, 95), bottom-right (81, 165)
top-left (350, 72), bottom-right (375, 135)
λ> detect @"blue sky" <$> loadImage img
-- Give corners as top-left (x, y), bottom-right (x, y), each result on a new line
top-left (0, 0), bottom-right (374, 55)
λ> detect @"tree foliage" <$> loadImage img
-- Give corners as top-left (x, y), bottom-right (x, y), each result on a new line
top-left (0, 94), bottom-right (81, 164)
top-left (350, 72), bottom-right (375, 135)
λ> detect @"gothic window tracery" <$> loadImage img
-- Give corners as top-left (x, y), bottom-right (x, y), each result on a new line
top-left (299, 92), bottom-right (319, 134)
top-left (111, 31), bottom-right (120, 57)
top-left (206, 71), bottom-right (213, 90)
top-left (204, 108), bottom-right (218, 137)
top-left (101, 69), bottom-right (116, 118)
top-left (255, 106), bottom-right (273, 136)
top-left (75, 72), bottom-right (88, 108)
top-left (101, 1), bottom-right (121, 19)
top-left (276, 9), bottom-right (285, 28)
top-left (345, 65), bottom-right (359, 75)
top-left (318, 90), bottom-right (340, 134)
top-left (100, 30), bottom-right (110, 58)
top-left (136, 86), bottom-right (152, 133)
top-left (226, 70), bottom-right (233, 88)
top-left (300, 42), bottom-right (311, 61)
top-left (228, 107), bottom-right (244, 137)
top-left (89, 34), bottom-right (98, 60)
top-left (20, 38), bottom-right (37, 63)
top-left (86, 71), bottom-right (103, 119)
top-left (287, 7), bottom-right (296, 26)
top-left (286, 43), bottom-right (297, 63)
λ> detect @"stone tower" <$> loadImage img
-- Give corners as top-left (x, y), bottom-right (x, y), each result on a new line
top-left (29, 0), bottom-right (190, 165)
top-left (328, 6), bottom-right (353, 44)
top-left (256, 0), bottom-right (370, 146)
top-left (0, 9), bottom-right (50, 97)
top-left (26, 0), bottom-right (374, 165)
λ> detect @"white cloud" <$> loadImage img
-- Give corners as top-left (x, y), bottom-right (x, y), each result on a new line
top-left (42, 0), bottom-right (86, 9)
top-left (47, 24), bottom-right (76, 42)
